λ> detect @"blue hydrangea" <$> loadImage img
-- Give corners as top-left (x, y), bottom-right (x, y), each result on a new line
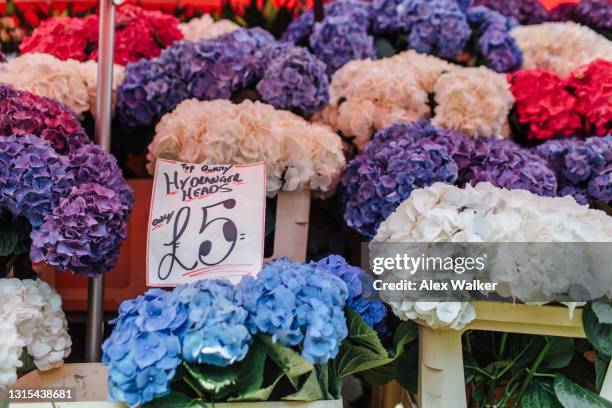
top-left (341, 121), bottom-right (459, 237)
top-left (103, 281), bottom-right (252, 407)
top-left (235, 258), bottom-right (349, 364)
top-left (536, 136), bottom-right (612, 204)
top-left (0, 134), bottom-right (73, 227)
top-left (310, 15), bottom-right (376, 75)
top-left (467, 6), bottom-right (523, 73)
top-left (313, 255), bottom-right (387, 332)
top-left (401, 0), bottom-right (471, 59)
top-left (257, 44), bottom-right (329, 117)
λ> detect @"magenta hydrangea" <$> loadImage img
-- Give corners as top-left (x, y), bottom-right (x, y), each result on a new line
top-left (0, 84), bottom-right (90, 154)
top-left (31, 183), bottom-right (128, 276)
top-left (0, 134), bottom-right (73, 227)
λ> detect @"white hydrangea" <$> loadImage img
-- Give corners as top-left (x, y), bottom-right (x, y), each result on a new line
top-left (0, 53), bottom-right (124, 118)
top-left (179, 15), bottom-right (240, 42)
top-left (511, 22), bottom-right (612, 76)
top-left (0, 279), bottom-right (71, 388)
top-left (372, 183), bottom-right (612, 329)
top-left (147, 99), bottom-right (346, 197)
top-left (432, 67), bottom-right (514, 139)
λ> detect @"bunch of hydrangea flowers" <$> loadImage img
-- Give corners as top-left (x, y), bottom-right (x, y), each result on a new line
top-left (466, 6), bottom-right (523, 73)
top-left (147, 99), bottom-right (345, 197)
top-left (117, 28), bottom-right (329, 128)
top-left (0, 279), bottom-right (71, 388)
top-left (179, 15), bottom-right (240, 42)
top-left (20, 5), bottom-right (182, 65)
top-left (575, 0), bottom-right (612, 37)
top-left (235, 258), bottom-right (349, 364)
top-left (0, 54), bottom-right (125, 119)
top-left (509, 59), bottom-right (611, 141)
top-left (536, 135), bottom-right (612, 204)
top-left (0, 85), bottom-right (133, 276)
top-left (470, 0), bottom-right (550, 25)
top-left (102, 282), bottom-right (251, 407)
top-left (510, 22), bottom-right (612, 76)
top-left (0, 84), bottom-right (89, 154)
top-left (313, 255), bottom-right (387, 332)
top-left (341, 121), bottom-right (459, 237)
top-left (372, 182), bottom-right (612, 329)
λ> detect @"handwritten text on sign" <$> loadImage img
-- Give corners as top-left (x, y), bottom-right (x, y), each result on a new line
top-left (147, 159), bottom-right (266, 286)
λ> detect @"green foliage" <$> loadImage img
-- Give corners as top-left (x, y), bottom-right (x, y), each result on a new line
top-left (218, 0), bottom-right (297, 38)
top-left (584, 301), bottom-right (612, 357)
top-left (554, 374), bottom-right (612, 408)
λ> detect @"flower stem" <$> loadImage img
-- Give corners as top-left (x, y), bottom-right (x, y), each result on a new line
top-left (511, 339), bottom-right (553, 408)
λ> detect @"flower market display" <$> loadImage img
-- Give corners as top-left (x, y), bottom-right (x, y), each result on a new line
top-left (147, 99), bottom-right (345, 196)
top-left (372, 182), bottom-right (612, 328)
top-left (102, 256), bottom-right (393, 407)
top-left (0, 278), bottom-right (71, 387)
top-left (0, 85), bottom-right (133, 276)
top-left (0, 53), bottom-right (125, 118)
top-left (19, 5), bottom-right (182, 65)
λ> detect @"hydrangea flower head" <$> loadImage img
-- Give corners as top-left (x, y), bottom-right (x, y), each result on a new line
top-left (470, 0), bottom-right (550, 25)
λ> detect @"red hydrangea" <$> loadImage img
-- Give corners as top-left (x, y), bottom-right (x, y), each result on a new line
top-left (508, 69), bottom-right (582, 141)
top-left (567, 59), bottom-right (612, 136)
top-left (20, 5), bottom-right (182, 65)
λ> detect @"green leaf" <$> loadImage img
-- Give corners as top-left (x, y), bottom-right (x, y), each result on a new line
top-left (143, 391), bottom-right (205, 408)
top-left (343, 308), bottom-right (387, 356)
top-left (227, 374), bottom-right (283, 402)
top-left (282, 370), bottom-right (325, 401)
top-left (584, 303), bottom-right (612, 356)
top-left (554, 374), bottom-right (612, 408)
top-left (541, 337), bottom-right (575, 370)
top-left (258, 334), bottom-right (314, 388)
top-left (521, 380), bottom-right (563, 408)
top-left (592, 301), bottom-right (612, 324)
top-left (235, 339), bottom-right (266, 394)
top-left (595, 353), bottom-right (611, 393)
top-left (183, 362), bottom-right (237, 399)
top-left (374, 38), bottom-right (397, 58)
top-left (0, 228), bottom-right (18, 257)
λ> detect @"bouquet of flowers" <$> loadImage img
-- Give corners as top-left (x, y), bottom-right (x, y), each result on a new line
top-left (147, 99), bottom-right (345, 197)
top-left (116, 28), bottom-right (329, 129)
top-left (317, 52), bottom-right (513, 149)
top-left (536, 135), bottom-right (612, 204)
top-left (20, 5), bottom-right (182, 65)
top-left (509, 59), bottom-right (612, 140)
top-left (0, 279), bottom-right (71, 388)
top-left (0, 53), bottom-right (125, 119)
top-left (372, 182), bottom-right (612, 329)
top-left (0, 85), bottom-right (133, 276)
top-left (103, 256), bottom-right (390, 407)
top-left (510, 22), bottom-right (612, 76)
top-left (471, 0), bottom-right (550, 25)
top-left (179, 15), bottom-right (240, 42)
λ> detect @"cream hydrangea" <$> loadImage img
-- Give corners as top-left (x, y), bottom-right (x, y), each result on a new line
top-left (511, 22), bottom-right (612, 76)
top-left (179, 15), bottom-right (240, 42)
top-left (147, 99), bottom-right (345, 196)
top-left (0, 279), bottom-right (71, 388)
top-left (0, 53), bottom-right (124, 118)
top-left (432, 67), bottom-right (514, 138)
top-left (373, 182), bottom-right (612, 329)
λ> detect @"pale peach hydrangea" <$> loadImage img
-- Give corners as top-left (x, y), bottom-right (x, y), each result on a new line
top-left (179, 15), bottom-right (240, 42)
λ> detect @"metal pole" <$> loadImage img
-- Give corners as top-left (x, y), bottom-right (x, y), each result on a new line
top-left (85, 0), bottom-right (116, 363)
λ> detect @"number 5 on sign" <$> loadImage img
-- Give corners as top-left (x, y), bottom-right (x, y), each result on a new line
top-left (146, 159), bottom-right (266, 286)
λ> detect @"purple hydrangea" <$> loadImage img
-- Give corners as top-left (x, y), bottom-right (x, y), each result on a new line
top-left (0, 84), bottom-right (89, 154)
top-left (282, 0), bottom-right (372, 43)
top-left (310, 15), bottom-right (376, 75)
top-left (576, 0), bottom-right (612, 32)
top-left (342, 121), bottom-right (459, 237)
top-left (116, 57), bottom-right (188, 128)
top-left (0, 134), bottom-right (73, 227)
top-left (68, 144), bottom-right (135, 220)
top-left (313, 255), bottom-right (387, 333)
top-left (234, 258), bottom-right (348, 364)
top-left (470, 0), bottom-right (550, 25)
top-left (536, 136), bottom-right (612, 204)
top-left (370, 0), bottom-right (408, 33)
top-left (401, 0), bottom-right (471, 59)
top-left (461, 138), bottom-right (558, 197)
top-left (257, 44), bottom-right (329, 117)
top-left (30, 183), bottom-right (127, 276)
top-left (467, 6), bottom-right (523, 72)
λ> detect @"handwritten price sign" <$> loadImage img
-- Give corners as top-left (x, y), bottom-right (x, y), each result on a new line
top-left (146, 159), bottom-right (266, 286)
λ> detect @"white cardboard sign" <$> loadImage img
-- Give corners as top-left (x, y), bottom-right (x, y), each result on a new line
top-left (146, 159), bottom-right (266, 286)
